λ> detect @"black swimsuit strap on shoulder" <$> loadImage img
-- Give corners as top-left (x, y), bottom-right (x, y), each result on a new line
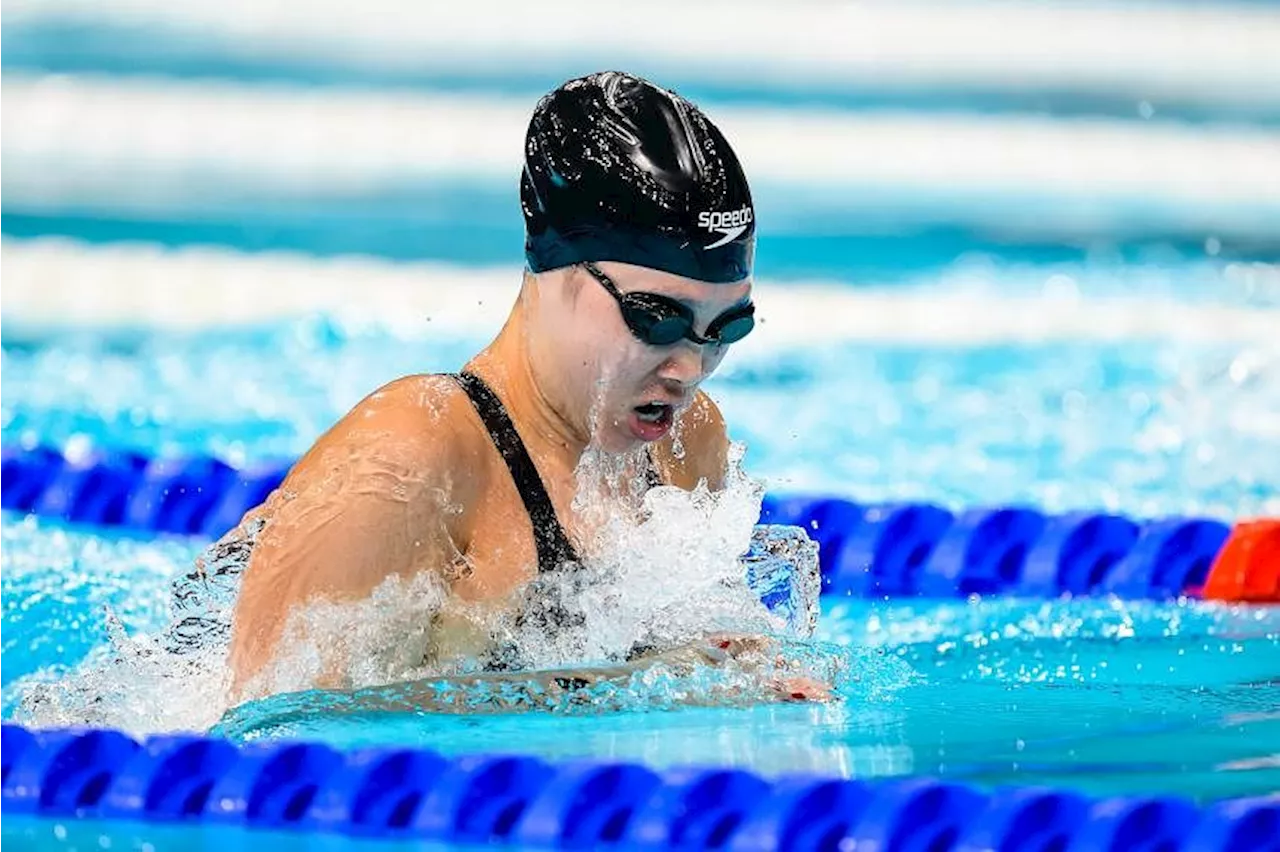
top-left (454, 371), bottom-right (666, 574)
top-left (455, 371), bottom-right (580, 573)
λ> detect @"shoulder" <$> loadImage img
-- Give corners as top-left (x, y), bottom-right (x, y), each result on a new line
top-left (242, 372), bottom-right (497, 591)
top-left (282, 373), bottom-right (490, 505)
top-left (678, 390), bottom-right (727, 450)
top-left (227, 374), bottom-right (491, 695)
top-left (656, 390), bottom-right (730, 491)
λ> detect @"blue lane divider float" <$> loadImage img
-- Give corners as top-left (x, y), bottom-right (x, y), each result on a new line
top-left (763, 493), bottom-right (1231, 601)
top-left (2, 444), bottom-right (291, 539)
top-left (0, 443), bottom-right (1236, 600)
top-left (3, 724), bottom-right (1277, 852)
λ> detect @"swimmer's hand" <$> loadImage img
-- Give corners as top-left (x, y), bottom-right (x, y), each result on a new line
top-left (642, 634), bottom-right (834, 704)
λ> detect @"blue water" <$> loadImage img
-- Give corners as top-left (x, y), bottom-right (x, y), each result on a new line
top-left (8, 207), bottom-right (1279, 276)
top-left (5, 255), bottom-right (1279, 797)
top-left (6, 18), bottom-right (1280, 127)
top-left (4, 513), bottom-right (1279, 804)
top-left (214, 613), bottom-right (1280, 802)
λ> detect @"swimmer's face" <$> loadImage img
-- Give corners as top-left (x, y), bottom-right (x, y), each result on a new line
top-left (559, 261), bottom-right (752, 450)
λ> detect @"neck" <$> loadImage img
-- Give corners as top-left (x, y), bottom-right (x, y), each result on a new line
top-left (465, 297), bottom-right (590, 465)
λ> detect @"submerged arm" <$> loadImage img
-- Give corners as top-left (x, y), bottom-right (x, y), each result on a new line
top-left (217, 636), bottom-right (829, 736)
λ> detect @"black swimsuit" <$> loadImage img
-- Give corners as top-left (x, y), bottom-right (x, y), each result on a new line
top-left (454, 370), bottom-right (662, 575)
top-left (455, 371), bottom-right (666, 670)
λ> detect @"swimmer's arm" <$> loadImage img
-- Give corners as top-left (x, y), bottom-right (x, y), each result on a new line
top-left (219, 649), bottom-right (727, 733)
top-left (219, 645), bottom-right (829, 736)
top-left (322, 654), bottom-right (697, 715)
top-left (324, 639), bottom-right (826, 716)
top-left (227, 389), bottom-right (470, 698)
top-left (221, 637), bottom-right (829, 734)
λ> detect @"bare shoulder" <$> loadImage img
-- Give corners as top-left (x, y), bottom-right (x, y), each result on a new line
top-left (346, 373), bottom-right (474, 435)
top-left (656, 390), bottom-right (730, 491)
top-left (265, 373), bottom-right (492, 530)
top-left (257, 368), bottom-right (496, 555)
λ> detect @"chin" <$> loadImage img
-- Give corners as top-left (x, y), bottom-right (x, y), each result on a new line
top-left (585, 410), bottom-right (653, 454)
top-left (592, 421), bottom-right (645, 454)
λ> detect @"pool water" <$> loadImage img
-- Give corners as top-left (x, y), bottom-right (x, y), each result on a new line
top-left (4, 248), bottom-right (1279, 823)
top-left (4, 512), bottom-right (1278, 803)
top-left (213, 598), bottom-right (1280, 802)
top-left (4, 251), bottom-right (1280, 809)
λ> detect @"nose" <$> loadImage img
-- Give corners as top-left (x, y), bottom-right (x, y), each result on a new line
top-left (656, 340), bottom-right (712, 386)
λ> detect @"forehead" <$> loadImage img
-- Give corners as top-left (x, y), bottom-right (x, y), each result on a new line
top-left (597, 261), bottom-right (752, 306)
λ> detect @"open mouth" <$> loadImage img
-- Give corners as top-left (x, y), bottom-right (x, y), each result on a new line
top-left (629, 401), bottom-right (675, 440)
top-left (634, 402), bottom-right (673, 425)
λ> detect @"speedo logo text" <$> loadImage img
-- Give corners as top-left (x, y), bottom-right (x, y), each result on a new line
top-left (697, 207), bottom-right (753, 249)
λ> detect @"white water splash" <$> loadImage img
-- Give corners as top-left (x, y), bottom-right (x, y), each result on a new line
top-left (13, 436), bottom-right (826, 736)
top-left (504, 440), bottom-right (788, 668)
top-left (243, 569), bottom-right (453, 699)
top-left (12, 609), bottom-right (233, 737)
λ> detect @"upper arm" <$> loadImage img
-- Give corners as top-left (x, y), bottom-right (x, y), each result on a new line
top-left (227, 377), bottom-right (471, 692)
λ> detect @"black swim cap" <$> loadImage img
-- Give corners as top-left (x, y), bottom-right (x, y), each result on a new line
top-left (521, 71), bottom-right (755, 284)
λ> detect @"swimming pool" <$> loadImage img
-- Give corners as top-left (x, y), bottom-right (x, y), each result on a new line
top-left (5, 1), bottom-right (1280, 849)
top-left (5, 254), bottom-right (1279, 811)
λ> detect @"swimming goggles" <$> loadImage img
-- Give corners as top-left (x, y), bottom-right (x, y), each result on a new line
top-left (580, 261), bottom-right (756, 347)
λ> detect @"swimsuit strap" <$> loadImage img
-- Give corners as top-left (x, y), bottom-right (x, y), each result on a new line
top-left (455, 371), bottom-right (580, 572)
top-left (453, 370), bottom-right (667, 575)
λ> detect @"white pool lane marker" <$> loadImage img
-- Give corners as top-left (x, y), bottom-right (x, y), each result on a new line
top-left (4, 73), bottom-right (1280, 225)
top-left (6, 0), bottom-right (1279, 111)
top-left (5, 238), bottom-right (1277, 346)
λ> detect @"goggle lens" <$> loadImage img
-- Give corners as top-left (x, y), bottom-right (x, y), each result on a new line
top-left (586, 263), bottom-right (755, 348)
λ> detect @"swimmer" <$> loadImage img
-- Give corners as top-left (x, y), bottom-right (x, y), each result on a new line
top-left (217, 71), bottom-right (828, 705)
